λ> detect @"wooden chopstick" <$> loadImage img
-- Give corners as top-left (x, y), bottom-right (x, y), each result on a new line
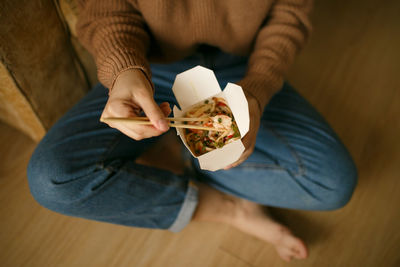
top-left (100, 117), bottom-right (224, 132)
top-left (125, 117), bottom-right (210, 122)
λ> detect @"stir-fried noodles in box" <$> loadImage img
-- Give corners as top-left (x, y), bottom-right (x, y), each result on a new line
top-left (183, 96), bottom-right (241, 156)
top-left (172, 66), bottom-right (249, 171)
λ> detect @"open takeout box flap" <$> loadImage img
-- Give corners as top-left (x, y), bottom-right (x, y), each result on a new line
top-left (172, 66), bottom-right (221, 109)
top-left (197, 141), bottom-right (245, 171)
top-left (172, 106), bottom-right (185, 139)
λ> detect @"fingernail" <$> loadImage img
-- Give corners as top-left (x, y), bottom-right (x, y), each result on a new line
top-left (157, 119), bottom-right (169, 131)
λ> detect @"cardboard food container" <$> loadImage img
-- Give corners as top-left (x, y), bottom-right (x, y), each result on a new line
top-left (172, 66), bottom-right (250, 171)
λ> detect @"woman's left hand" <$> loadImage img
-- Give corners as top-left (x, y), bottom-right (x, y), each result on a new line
top-left (224, 92), bottom-right (263, 170)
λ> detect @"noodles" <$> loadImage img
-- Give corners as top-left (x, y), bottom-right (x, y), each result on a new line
top-left (183, 97), bottom-right (241, 156)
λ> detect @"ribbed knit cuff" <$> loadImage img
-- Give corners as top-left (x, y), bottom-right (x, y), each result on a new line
top-left (236, 73), bottom-right (284, 113)
top-left (97, 49), bottom-right (153, 91)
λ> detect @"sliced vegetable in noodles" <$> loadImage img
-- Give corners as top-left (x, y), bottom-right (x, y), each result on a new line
top-left (183, 97), bottom-right (241, 156)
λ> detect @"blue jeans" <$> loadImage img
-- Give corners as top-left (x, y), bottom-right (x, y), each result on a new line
top-left (27, 51), bottom-right (357, 232)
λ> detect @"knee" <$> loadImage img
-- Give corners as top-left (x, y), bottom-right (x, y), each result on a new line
top-left (321, 166), bottom-right (357, 210)
top-left (27, 142), bottom-right (76, 212)
top-left (307, 146), bottom-right (358, 210)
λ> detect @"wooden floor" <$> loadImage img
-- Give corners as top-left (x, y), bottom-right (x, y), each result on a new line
top-left (1, 0), bottom-right (400, 266)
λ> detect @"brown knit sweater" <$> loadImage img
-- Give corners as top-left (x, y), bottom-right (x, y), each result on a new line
top-left (76, 0), bottom-right (312, 110)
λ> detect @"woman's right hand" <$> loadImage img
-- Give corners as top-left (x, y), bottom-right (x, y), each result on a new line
top-left (101, 69), bottom-right (171, 140)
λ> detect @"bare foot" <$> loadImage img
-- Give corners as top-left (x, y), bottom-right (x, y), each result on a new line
top-left (232, 200), bottom-right (308, 261)
top-left (192, 182), bottom-right (308, 262)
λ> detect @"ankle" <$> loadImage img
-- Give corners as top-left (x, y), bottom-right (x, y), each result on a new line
top-left (191, 181), bottom-right (237, 223)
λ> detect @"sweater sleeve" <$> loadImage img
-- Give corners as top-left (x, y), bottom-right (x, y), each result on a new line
top-left (237, 0), bottom-right (313, 112)
top-left (76, 0), bottom-right (151, 90)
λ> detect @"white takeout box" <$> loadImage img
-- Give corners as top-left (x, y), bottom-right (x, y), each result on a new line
top-left (172, 66), bottom-right (250, 171)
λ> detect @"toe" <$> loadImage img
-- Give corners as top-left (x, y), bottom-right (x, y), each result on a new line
top-left (277, 249), bottom-right (293, 262)
top-left (279, 232), bottom-right (308, 260)
top-left (289, 238), bottom-right (308, 259)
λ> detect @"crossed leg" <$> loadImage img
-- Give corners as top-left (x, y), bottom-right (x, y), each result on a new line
top-left (189, 83), bottom-right (357, 261)
top-left (27, 54), bottom-right (356, 262)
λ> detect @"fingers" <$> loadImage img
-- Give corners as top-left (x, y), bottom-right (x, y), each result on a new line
top-left (135, 90), bottom-right (169, 131)
top-left (101, 97), bottom-right (170, 140)
top-left (102, 69), bottom-right (171, 140)
top-left (108, 122), bottom-right (164, 140)
top-left (159, 102), bottom-right (172, 117)
top-left (102, 105), bottom-right (168, 140)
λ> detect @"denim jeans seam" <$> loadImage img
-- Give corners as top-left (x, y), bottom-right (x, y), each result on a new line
top-left (235, 162), bottom-right (287, 170)
top-left (88, 162), bottom-right (189, 215)
top-left (94, 137), bottom-right (188, 192)
top-left (269, 127), bottom-right (306, 176)
top-left (122, 163), bottom-right (188, 191)
top-left (123, 163), bottom-right (190, 218)
top-left (234, 128), bottom-right (306, 175)
top-left (96, 132), bottom-right (125, 168)
top-left (49, 134), bottom-right (123, 186)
